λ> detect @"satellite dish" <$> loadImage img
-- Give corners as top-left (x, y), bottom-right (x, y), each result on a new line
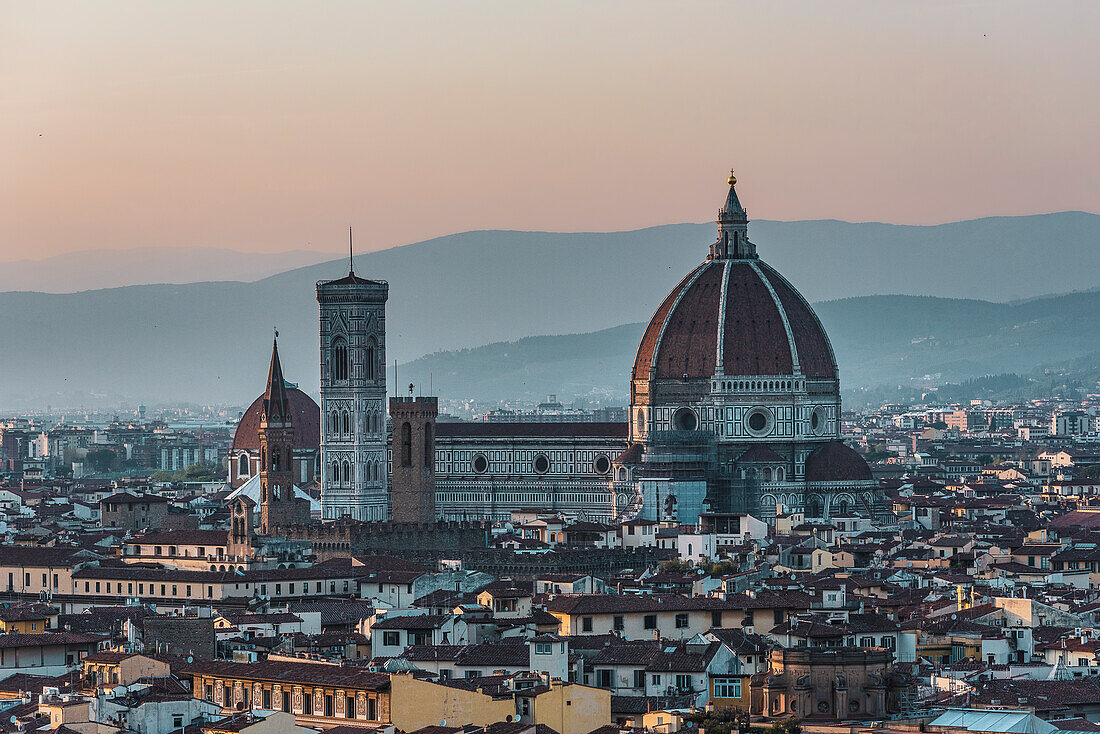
top-left (187, 656), bottom-right (194, 663)
top-left (441, 720), bottom-right (447, 727)
top-left (951, 614), bottom-right (957, 620)
top-left (10, 715), bottom-right (18, 724)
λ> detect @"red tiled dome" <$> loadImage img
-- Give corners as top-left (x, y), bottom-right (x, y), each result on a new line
top-left (631, 258), bottom-right (837, 383)
top-left (231, 387), bottom-right (321, 452)
top-left (804, 441), bottom-right (872, 482)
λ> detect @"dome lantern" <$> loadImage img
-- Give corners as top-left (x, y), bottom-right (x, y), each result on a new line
top-left (711, 169), bottom-right (755, 260)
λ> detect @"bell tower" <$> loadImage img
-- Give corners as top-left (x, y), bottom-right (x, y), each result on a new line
top-left (259, 333), bottom-right (308, 533)
top-left (389, 392), bottom-right (438, 523)
top-left (316, 230), bottom-right (389, 521)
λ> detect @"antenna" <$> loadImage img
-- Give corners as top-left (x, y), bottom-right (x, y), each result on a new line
top-left (348, 226), bottom-right (355, 276)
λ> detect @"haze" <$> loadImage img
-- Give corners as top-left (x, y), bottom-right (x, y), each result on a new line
top-left (3, 1), bottom-right (1098, 261)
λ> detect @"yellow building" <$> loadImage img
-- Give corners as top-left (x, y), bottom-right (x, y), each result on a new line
top-left (389, 673), bottom-right (610, 734)
top-left (709, 673), bottom-right (751, 712)
top-left (0, 602), bottom-right (56, 634)
top-left (83, 651), bottom-right (170, 687)
top-left (184, 659), bottom-right (390, 730)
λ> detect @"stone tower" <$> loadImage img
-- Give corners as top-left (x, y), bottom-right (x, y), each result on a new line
top-left (227, 496), bottom-right (254, 560)
top-left (316, 243), bottom-right (389, 521)
top-left (259, 335), bottom-right (308, 533)
top-left (389, 395), bottom-right (438, 523)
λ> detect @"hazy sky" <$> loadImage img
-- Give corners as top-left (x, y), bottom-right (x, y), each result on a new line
top-left (3, 1), bottom-right (1098, 260)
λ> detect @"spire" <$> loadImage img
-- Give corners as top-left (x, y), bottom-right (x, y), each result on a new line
top-left (710, 168), bottom-right (756, 260)
top-left (348, 226), bottom-right (355, 277)
top-left (263, 329), bottom-right (292, 426)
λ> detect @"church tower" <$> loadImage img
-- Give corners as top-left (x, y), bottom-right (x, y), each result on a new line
top-left (316, 237), bottom-right (389, 521)
top-left (389, 393), bottom-right (438, 523)
top-left (259, 334), bottom-right (308, 533)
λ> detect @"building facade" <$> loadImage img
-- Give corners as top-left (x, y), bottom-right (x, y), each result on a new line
top-left (316, 264), bottom-right (389, 521)
top-left (624, 172), bottom-right (881, 522)
top-left (433, 422), bottom-right (627, 522)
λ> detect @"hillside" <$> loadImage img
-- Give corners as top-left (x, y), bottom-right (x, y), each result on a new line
top-left (0, 247), bottom-right (342, 293)
top-left (1, 212), bottom-right (1098, 408)
top-left (401, 290), bottom-right (1100, 406)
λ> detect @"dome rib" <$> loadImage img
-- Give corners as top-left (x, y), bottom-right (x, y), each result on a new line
top-left (757, 263), bottom-right (837, 378)
top-left (653, 261), bottom-right (723, 380)
top-left (632, 263), bottom-right (706, 383)
top-left (720, 262), bottom-right (793, 376)
top-left (750, 261), bottom-right (799, 374)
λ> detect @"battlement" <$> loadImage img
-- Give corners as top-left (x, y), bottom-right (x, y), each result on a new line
top-left (276, 519), bottom-right (491, 555)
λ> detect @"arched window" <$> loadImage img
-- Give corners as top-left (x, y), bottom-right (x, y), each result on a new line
top-left (365, 337), bottom-right (377, 381)
top-left (342, 460), bottom-right (352, 485)
top-left (424, 422), bottom-right (433, 467)
top-left (401, 422), bottom-right (412, 467)
top-left (331, 411), bottom-right (339, 435)
top-left (331, 337), bottom-right (349, 381)
top-left (331, 461), bottom-right (338, 485)
top-left (763, 468), bottom-right (773, 482)
top-left (342, 410), bottom-right (351, 435)
top-left (237, 454), bottom-right (249, 476)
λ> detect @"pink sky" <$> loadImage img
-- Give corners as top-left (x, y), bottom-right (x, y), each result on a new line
top-left (3, 1), bottom-right (1098, 260)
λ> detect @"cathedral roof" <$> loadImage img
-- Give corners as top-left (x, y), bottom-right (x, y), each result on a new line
top-left (320, 272), bottom-right (385, 287)
top-left (632, 175), bottom-right (836, 384)
top-left (804, 441), bottom-right (873, 482)
top-left (632, 258), bottom-right (836, 382)
top-left (225, 474), bottom-right (320, 512)
top-left (738, 445), bottom-right (786, 463)
top-left (232, 388), bottom-right (320, 453)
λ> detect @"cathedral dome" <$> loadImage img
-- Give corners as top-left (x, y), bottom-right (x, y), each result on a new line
top-left (804, 441), bottom-right (873, 482)
top-left (232, 386), bottom-right (321, 453)
top-left (631, 258), bottom-right (836, 383)
top-left (631, 174), bottom-right (836, 388)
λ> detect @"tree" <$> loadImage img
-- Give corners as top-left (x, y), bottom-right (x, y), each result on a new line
top-left (86, 449), bottom-right (118, 473)
top-left (660, 557), bottom-right (694, 573)
top-left (766, 718), bottom-right (802, 734)
top-left (152, 461), bottom-right (221, 483)
top-left (181, 462), bottom-right (221, 482)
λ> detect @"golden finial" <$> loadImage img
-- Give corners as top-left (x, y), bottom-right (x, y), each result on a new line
top-left (728, 168), bottom-right (737, 186)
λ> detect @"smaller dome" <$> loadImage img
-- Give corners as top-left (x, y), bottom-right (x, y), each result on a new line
top-left (804, 441), bottom-right (872, 482)
top-left (232, 386), bottom-right (321, 452)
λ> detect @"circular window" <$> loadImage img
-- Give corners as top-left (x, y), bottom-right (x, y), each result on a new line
top-left (848, 700), bottom-right (860, 713)
top-left (594, 455), bottom-right (611, 474)
top-left (818, 701), bottom-right (830, 713)
top-left (673, 407), bottom-right (698, 431)
top-left (746, 408), bottom-right (772, 435)
top-left (472, 454), bottom-right (488, 474)
top-left (533, 455), bottom-right (550, 474)
top-left (811, 406), bottom-right (827, 436)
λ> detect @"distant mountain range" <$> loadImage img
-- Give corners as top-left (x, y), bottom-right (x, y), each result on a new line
top-left (400, 289), bottom-right (1100, 407)
top-left (0, 211), bottom-right (1097, 409)
top-left (0, 247), bottom-right (342, 293)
